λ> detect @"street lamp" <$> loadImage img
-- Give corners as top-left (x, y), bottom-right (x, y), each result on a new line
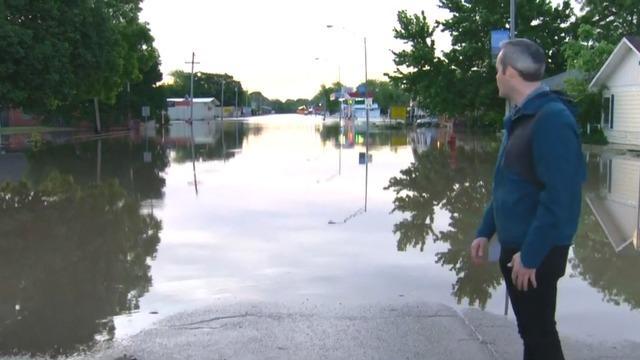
top-left (220, 79), bottom-right (225, 122)
top-left (326, 24), bottom-right (370, 212)
top-left (510, 0), bottom-right (516, 40)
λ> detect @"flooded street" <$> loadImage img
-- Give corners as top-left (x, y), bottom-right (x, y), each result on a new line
top-left (2, 114), bottom-right (640, 356)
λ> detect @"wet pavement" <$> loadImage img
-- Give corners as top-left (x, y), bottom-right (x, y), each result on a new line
top-left (62, 301), bottom-right (640, 360)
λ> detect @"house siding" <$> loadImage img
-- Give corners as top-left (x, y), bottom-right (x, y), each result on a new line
top-left (607, 49), bottom-right (640, 87)
top-left (609, 90), bottom-right (640, 133)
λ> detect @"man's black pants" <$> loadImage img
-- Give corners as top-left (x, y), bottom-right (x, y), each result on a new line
top-left (499, 245), bottom-right (570, 360)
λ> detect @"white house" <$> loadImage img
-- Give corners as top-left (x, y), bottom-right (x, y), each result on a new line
top-left (589, 36), bottom-right (640, 145)
top-left (166, 97), bottom-right (220, 121)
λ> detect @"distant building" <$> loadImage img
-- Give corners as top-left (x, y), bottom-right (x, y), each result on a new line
top-left (589, 36), bottom-right (640, 146)
top-left (541, 69), bottom-right (584, 91)
top-left (166, 97), bottom-right (220, 121)
top-left (0, 108), bottom-right (42, 127)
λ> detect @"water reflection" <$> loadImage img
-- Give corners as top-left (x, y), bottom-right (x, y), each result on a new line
top-left (388, 131), bottom-right (640, 313)
top-left (25, 138), bottom-right (169, 201)
top-left (0, 174), bottom-right (161, 356)
top-left (318, 120), bottom-right (408, 150)
top-left (386, 131), bottom-right (502, 308)
top-left (572, 150), bottom-right (640, 309)
top-left (162, 120), bottom-right (253, 163)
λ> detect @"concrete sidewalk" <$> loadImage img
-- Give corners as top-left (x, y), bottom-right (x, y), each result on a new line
top-left (74, 301), bottom-right (639, 360)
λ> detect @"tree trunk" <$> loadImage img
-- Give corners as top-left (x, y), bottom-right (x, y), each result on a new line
top-left (94, 97), bottom-right (102, 133)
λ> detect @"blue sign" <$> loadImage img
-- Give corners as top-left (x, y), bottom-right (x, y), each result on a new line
top-left (357, 84), bottom-right (367, 96)
top-left (491, 29), bottom-right (510, 62)
top-left (359, 152), bottom-right (372, 164)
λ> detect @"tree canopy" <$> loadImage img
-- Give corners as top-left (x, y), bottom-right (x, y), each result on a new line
top-left (562, 0), bottom-right (640, 130)
top-left (164, 71), bottom-right (247, 107)
top-left (390, 1), bottom-right (576, 128)
top-left (0, 0), bottom-right (162, 124)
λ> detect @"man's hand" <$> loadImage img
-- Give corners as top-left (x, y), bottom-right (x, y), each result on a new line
top-left (470, 237), bottom-right (489, 265)
top-left (508, 252), bottom-right (537, 291)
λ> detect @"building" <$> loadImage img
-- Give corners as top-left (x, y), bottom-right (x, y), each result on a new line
top-left (166, 98), bottom-right (220, 121)
top-left (0, 108), bottom-right (42, 127)
top-left (541, 69), bottom-right (584, 91)
top-left (589, 36), bottom-right (640, 146)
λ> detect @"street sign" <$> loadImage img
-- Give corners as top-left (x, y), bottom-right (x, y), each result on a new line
top-left (491, 29), bottom-right (510, 63)
top-left (143, 151), bottom-right (152, 163)
top-left (365, 98), bottom-right (373, 109)
top-left (142, 106), bottom-right (150, 118)
top-left (359, 152), bottom-right (372, 164)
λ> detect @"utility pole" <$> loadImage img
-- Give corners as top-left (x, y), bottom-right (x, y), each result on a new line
top-left (235, 86), bottom-right (239, 118)
top-left (221, 79), bottom-right (225, 122)
top-left (94, 97), bottom-right (101, 133)
top-left (510, 0), bottom-right (516, 40)
top-left (185, 52), bottom-right (200, 194)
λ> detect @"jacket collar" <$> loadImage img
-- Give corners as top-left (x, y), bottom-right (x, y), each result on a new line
top-left (504, 85), bottom-right (551, 132)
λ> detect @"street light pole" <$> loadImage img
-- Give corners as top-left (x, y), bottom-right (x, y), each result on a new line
top-left (510, 0), bottom-right (516, 40)
top-left (221, 79), bottom-right (225, 122)
top-left (364, 36), bottom-right (369, 212)
top-left (235, 86), bottom-right (239, 118)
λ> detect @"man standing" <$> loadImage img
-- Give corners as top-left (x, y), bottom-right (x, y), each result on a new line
top-left (470, 39), bottom-right (585, 360)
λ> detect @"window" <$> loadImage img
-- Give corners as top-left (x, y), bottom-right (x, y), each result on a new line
top-left (603, 95), bottom-right (615, 129)
top-left (610, 95), bottom-right (615, 129)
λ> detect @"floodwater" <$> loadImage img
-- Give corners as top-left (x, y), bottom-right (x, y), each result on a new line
top-left (1, 114), bottom-right (640, 357)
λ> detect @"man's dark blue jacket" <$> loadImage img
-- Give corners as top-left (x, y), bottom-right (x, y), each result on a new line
top-left (476, 89), bottom-right (586, 268)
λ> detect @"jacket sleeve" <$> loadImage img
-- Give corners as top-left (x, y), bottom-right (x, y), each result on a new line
top-left (521, 105), bottom-right (583, 268)
top-left (475, 199), bottom-right (496, 239)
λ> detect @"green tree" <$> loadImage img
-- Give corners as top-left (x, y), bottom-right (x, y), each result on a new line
top-left (562, 24), bottom-right (615, 130)
top-left (165, 71), bottom-right (246, 108)
top-left (390, 1), bottom-right (576, 128)
top-left (271, 98), bottom-right (311, 113)
top-left (312, 83), bottom-right (340, 114)
top-left (562, 0), bottom-right (640, 131)
top-left (577, 0), bottom-right (640, 42)
top-left (356, 80), bottom-right (410, 115)
top-left (389, 11), bottom-right (449, 116)
top-left (0, 0), bottom-right (162, 130)
top-left (0, 1), bottom-right (80, 110)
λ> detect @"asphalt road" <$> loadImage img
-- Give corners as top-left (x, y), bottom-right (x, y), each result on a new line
top-left (66, 301), bottom-right (640, 360)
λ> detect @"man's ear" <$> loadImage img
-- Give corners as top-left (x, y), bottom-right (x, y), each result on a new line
top-left (505, 66), bottom-right (520, 80)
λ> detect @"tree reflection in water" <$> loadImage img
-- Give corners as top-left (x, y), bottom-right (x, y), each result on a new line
top-left (0, 173), bottom-right (161, 356)
top-left (386, 137), bottom-right (503, 308)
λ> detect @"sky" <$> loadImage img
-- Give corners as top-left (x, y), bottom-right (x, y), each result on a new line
top-left (140, 0), bottom-right (451, 100)
top-left (140, 0), bottom-right (573, 101)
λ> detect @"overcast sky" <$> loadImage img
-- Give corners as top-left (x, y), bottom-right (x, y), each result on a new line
top-left (140, 0), bottom-right (452, 100)
top-left (140, 0), bottom-right (572, 101)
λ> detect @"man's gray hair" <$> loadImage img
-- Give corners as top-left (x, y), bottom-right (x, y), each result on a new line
top-left (499, 38), bottom-right (546, 82)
